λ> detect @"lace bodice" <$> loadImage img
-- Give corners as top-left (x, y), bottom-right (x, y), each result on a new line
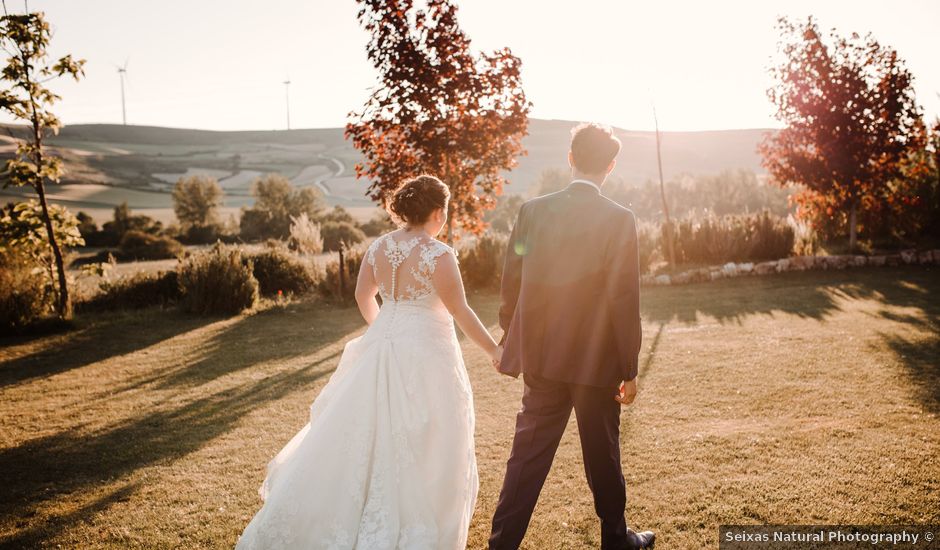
top-left (365, 232), bottom-right (455, 302)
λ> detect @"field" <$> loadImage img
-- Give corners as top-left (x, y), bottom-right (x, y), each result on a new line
top-left (0, 121), bottom-right (771, 226)
top-left (0, 267), bottom-right (937, 549)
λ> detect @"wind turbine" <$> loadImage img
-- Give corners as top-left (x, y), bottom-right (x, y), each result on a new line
top-left (283, 77), bottom-right (291, 130)
top-left (116, 59), bottom-right (129, 125)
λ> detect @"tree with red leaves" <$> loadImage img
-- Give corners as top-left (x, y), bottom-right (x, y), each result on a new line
top-left (760, 16), bottom-right (923, 250)
top-left (346, 0), bottom-right (530, 242)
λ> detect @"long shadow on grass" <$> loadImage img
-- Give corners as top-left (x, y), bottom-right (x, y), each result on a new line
top-left (848, 268), bottom-right (940, 415)
top-left (0, 344), bottom-right (343, 547)
top-left (641, 270), bottom-right (846, 325)
top-left (0, 309), bottom-right (213, 389)
top-left (149, 300), bottom-right (364, 390)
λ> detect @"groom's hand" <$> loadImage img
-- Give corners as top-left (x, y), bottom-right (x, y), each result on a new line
top-left (615, 379), bottom-right (638, 406)
top-left (491, 345), bottom-right (504, 371)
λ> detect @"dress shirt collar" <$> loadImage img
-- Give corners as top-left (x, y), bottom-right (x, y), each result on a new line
top-left (569, 178), bottom-right (602, 193)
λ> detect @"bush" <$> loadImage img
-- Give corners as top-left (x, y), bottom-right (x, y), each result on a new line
top-left (748, 210), bottom-right (796, 261)
top-left (0, 251), bottom-right (52, 333)
top-left (119, 230), bottom-right (184, 261)
top-left (318, 246), bottom-right (365, 303)
top-left (79, 270), bottom-right (181, 312)
top-left (636, 222), bottom-right (658, 274)
top-left (178, 244), bottom-right (259, 315)
top-left (360, 211), bottom-right (396, 237)
top-left (459, 234), bottom-right (507, 291)
top-left (320, 205), bottom-right (356, 225)
top-left (243, 246), bottom-right (319, 297)
top-left (289, 213), bottom-right (323, 255)
top-left (178, 223), bottom-right (225, 245)
top-left (661, 210), bottom-right (795, 266)
top-left (91, 203), bottom-right (164, 247)
top-left (321, 221), bottom-right (366, 252)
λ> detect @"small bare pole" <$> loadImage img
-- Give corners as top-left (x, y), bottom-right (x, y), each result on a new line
top-left (653, 103), bottom-right (676, 270)
top-left (283, 78), bottom-right (291, 130)
top-left (117, 59), bottom-right (128, 125)
top-left (338, 240), bottom-right (346, 297)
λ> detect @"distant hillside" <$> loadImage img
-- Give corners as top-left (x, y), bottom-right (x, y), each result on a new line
top-left (0, 119), bottom-right (774, 224)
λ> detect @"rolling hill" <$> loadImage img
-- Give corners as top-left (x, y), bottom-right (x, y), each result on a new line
top-left (0, 119), bottom-right (774, 224)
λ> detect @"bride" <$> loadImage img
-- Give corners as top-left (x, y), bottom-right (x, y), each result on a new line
top-left (235, 175), bottom-right (502, 549)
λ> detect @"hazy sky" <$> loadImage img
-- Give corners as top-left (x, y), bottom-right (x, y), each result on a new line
top-left (4, 0), bottom-right (939, 132)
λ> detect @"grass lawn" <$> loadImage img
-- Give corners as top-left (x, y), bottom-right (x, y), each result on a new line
top-left (1, 267), bottom-right (937, 548)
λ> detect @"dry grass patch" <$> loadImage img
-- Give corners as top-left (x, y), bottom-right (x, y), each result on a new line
top-left (0, 267), bottom-right (937, 548)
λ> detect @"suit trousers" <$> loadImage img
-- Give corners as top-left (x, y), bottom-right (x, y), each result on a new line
top-left (489, 372), bottom-right (629, 550)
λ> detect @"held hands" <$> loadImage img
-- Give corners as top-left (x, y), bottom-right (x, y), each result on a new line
top-left (490, 344), bottom-right (503, 371)
top-left (614, 378), bottom-right (638, 406)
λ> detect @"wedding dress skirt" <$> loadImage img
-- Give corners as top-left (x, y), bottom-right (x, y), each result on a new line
top-left (235, 296), bottom-right (478, 549)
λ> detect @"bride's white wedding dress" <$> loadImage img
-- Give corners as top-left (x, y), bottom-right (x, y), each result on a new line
top-left (235, 233), bottom-right (478, 550)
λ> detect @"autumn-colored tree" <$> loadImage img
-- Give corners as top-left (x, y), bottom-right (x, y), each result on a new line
top-left (0, 10), bottom-right (85, 319)
top-left (888, 118), bottom-right (940, 243)
top-left (346, 0), bottom-right (530, 241)
top-left (760, 16), bottom-right (922, 250)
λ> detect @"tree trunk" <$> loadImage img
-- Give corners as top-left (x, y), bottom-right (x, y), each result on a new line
top-left (446, 201), bottom-right (454, 246)
top-left (35, 179), bottom-right (71, 319)
top-left (338, 242), bottom-right (346, 297)
top-left (848, 198), bottom-right (858, 252)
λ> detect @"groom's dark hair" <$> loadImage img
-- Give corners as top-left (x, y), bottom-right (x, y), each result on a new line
top-left (570, 123), bottom-right (621, 174)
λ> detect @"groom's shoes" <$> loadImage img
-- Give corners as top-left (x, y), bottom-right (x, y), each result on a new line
top-left (624, 528), bottom-right (655, 549)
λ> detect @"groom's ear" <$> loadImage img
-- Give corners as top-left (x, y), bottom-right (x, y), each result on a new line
top-left (567, 150), bottom-right (575, 169)
top-left (606, 159), bottom-right (617, 175)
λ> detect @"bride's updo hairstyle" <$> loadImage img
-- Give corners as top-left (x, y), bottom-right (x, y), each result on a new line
top-left (388, 175), bottom-right (450, 226)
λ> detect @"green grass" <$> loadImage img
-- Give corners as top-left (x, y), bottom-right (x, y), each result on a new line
top-left (1, 267), bottom-right (938, 548)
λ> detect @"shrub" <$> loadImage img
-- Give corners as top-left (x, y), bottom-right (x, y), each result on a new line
top-left (636, 222), bottom-right (658, 274)
top-left (318, 246), bottom-right (365, 303)
top-left (243, 246), bottom-right (319, 297)
top-left (321, 221), bottom-right (366, 252)
top-left (95, 202), bottom-right (164, 246)
top-left (0, 251), bottom-right (52, 333)
top-left (178, 223), bottom-right (225, 245)
top-left (320, 205), bottom-right (356, 225)
top-left (747, 210), bottom-right (795, 261)
top-left (459, 234), bottom-right (507, 291)
top-left (662, 211), bottom-right (795, 266)
top-left (788, 214), bottom-right (819, 256)
top-left (288, 213), bottom-right (324, 255)
top-left (119, 230), bottom-right (184, 261)
top-left (78, 270), bottom-right (180, 312)
top-left (178, 244), bottom-right (259, 315)
top-left (360, 211), bottom-right (396, 237)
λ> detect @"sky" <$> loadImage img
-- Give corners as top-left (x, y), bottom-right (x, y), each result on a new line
top-left (2, 0), bottom-right (939, 132)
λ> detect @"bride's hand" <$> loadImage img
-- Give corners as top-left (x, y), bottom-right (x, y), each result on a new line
top-left (490, 344), bottom-right (503, 370)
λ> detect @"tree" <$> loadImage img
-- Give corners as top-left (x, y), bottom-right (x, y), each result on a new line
top-left (760, 16), bottom-right (922, 250)
top-left (0, 200), bottom-right (84, 298)
top-left (239, 174), bottom-right (324, 241)
top-left (172, 175), bottom-right (223, 231)
top-left (346, 0), bottom-right (530, 242)
top-left (0, 10), bottom-right (85, 318)
top-left (530, 168), bottom-right (569, 197)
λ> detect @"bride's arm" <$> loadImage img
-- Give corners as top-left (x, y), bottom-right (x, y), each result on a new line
top-left (432, 252), bottom-right (500, 361)
top-left (355, 258), bottom-right (380, 325)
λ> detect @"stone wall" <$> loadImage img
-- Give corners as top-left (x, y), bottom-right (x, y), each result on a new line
top-left (640, 250), bottom-right (940, 287)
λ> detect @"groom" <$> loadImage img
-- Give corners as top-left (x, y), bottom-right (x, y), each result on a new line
top-left (489, 123), bottom-right (654, 549)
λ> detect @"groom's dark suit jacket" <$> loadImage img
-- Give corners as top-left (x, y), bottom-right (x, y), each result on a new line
top-left (498, 181), bottom-right (642, 387)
